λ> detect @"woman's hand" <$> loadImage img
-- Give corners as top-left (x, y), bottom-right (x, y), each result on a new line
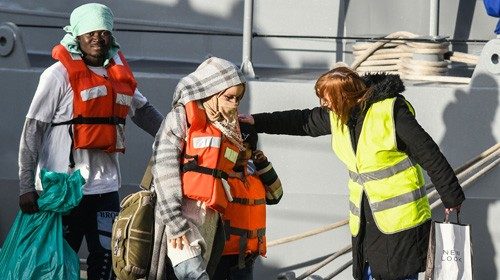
top-left (445, 204), bottom-right (461, 216)
top-left (170, 234), bottom-right (190, 250)
top-left (238, 114), bottom-right (255, 125)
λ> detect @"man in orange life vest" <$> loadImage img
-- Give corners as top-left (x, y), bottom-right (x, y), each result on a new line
top-left (213, 122), bottom-right (283, 280)
top-left (17, 3), bottom-right (163, 279)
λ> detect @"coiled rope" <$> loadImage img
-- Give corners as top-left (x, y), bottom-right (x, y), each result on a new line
top-left (350, 31), bottom-right (479, 84)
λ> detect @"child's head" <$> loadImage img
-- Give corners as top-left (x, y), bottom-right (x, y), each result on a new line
top-left (235, 122), bottom-right (258, 167)
top-left (240, 122), bottom-right (258, 151)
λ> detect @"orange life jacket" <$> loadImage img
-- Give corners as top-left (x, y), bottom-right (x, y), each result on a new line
top-left (181, 101), bottom-right (240, 214)
top-left (222, 173), bottom-right (266, 268)
top-left (51, 44), bottom-right (137, 154)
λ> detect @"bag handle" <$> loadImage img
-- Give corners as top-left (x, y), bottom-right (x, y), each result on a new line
top-left (140, 157), bottom-right (154, 191)
top-left (444, 209), bottom-right (461, 224)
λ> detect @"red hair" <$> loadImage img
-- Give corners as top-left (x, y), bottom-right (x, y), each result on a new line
top-left (314, 67), bottom-right (371, 128)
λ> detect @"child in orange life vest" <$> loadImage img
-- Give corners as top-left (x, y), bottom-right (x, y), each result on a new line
top-left (213, 122), bottom-right (283, 280)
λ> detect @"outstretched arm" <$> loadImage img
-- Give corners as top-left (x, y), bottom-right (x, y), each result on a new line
top-left (242, 107), bottom-right (331, 137)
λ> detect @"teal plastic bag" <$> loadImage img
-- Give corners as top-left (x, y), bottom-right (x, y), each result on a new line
top-left (0, 169), bottom-right (85, 280)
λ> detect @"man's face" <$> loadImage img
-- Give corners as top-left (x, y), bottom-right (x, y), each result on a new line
top-left (77, 30), bottom-right (111, 66)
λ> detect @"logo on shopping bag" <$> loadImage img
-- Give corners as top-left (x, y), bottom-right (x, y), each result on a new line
top-left (440, 249), bottom-right (463, 262)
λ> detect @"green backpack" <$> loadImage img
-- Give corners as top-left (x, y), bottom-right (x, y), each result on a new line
top-left (112, 162), bottom-right (155, 280)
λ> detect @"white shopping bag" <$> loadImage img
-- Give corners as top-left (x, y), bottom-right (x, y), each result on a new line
top-left (425, 213), bottom-right (473, 280)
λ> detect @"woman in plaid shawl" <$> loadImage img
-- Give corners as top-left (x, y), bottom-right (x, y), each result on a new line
top-left (148, 57), bottom-right (246, 279)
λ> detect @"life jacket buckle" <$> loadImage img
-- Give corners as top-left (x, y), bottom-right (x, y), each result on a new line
top-left (212, 169), bottom-right (223, 178)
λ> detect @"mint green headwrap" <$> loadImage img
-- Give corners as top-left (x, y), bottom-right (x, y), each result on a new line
top-left (60, 3), bottom-right (120, 67)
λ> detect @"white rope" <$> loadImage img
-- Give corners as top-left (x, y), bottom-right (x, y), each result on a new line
top-left (454, 143), bottom-right (500, 174)
top-left (295, 245), bottom-right (352, 280)
top-left (267, 220), bottom-right (349, 248)
top-left (427, 143), bottom-right (500, 193)
top-left (400, 74), bottom-right (471, 84)
top-left (350, 31), bottom-right (418, 70)
top-left (323, 260), bottom-right (354, 280)
top-left (448, 56), bottom-right (479, 65)
top-left (349, 31), bottom-right (479, 83)
top-left (427, 145), bottom-right (500, 200)
top-left (430, 157), bottom-right (500, 209)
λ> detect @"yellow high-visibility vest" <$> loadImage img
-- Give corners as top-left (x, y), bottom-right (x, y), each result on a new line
top-left (330, 98), bottom-right (431, 236)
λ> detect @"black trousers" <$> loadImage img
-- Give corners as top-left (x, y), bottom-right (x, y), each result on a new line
top-left (62, 191), bottom-right (120, 280)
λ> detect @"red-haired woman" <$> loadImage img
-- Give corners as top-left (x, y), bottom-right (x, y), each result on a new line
top-left (239, 67), bottom-right (464, 280)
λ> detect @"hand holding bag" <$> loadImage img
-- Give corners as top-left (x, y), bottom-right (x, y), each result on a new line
top-left (425, 211), bottom-right (473, 280)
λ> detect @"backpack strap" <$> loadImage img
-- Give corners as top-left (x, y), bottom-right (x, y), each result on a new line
top-left (140, 157), bottom-right (154, 191)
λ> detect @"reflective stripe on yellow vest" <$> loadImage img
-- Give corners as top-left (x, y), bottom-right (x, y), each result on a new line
top-left (330, 97), bottom-right (431, 236)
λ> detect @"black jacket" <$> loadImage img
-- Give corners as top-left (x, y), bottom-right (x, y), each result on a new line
top-left (252, 73), bottom-right (465, 280)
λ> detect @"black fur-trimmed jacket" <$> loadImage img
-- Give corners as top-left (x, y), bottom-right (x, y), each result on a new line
top-left (252, 73), bottom-right (465, 280)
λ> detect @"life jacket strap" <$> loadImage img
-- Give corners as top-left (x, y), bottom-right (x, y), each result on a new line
top-left (182, 154), bottom-right (229, 180)
top-left (51, 115), bottom-right (126, 127)
top-left (231, 197), bottom-right (266, 205)
top-left (223, 220), bottom-right (266, 269)
top-left (51, 115), bottom-right (126, 168)
top-left (67, 124), bottom-right (75, 169)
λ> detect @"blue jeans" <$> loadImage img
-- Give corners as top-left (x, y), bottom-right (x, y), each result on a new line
top-left (363, 266), bottom-right (418, 280)
top-left (174, 255), bottom-right (209, 280)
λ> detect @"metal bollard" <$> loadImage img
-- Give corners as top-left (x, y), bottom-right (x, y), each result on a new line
top-left (0, 22), bottom-right (30, 68)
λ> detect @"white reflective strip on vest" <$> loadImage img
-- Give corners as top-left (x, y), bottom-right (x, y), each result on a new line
top-left (80, 85), bottom-right (107, 101)
top-left (113, 53), bottom-right (123, 65)
top-left (348, 157), bottom-right (419, 215)
top-left (349, 157), bottom-right (416, 185)
top-left (116, 93), bottom-right (133, 106)
top-left (370, 185), bottom-right (426, 212)
top-left (192, 136), bottom-right (221, 148)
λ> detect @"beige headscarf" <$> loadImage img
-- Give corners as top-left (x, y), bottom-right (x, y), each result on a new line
top-left (171, 57), bottom-right (247, 151)
top-left (201, 90), bottom-right (244, 151)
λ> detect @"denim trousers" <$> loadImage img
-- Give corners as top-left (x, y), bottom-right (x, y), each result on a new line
top-left (174, 255), bottom-right (210, 280)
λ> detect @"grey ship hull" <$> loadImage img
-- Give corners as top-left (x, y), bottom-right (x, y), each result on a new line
top-left (1, 1), bottom-right (499, 279)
